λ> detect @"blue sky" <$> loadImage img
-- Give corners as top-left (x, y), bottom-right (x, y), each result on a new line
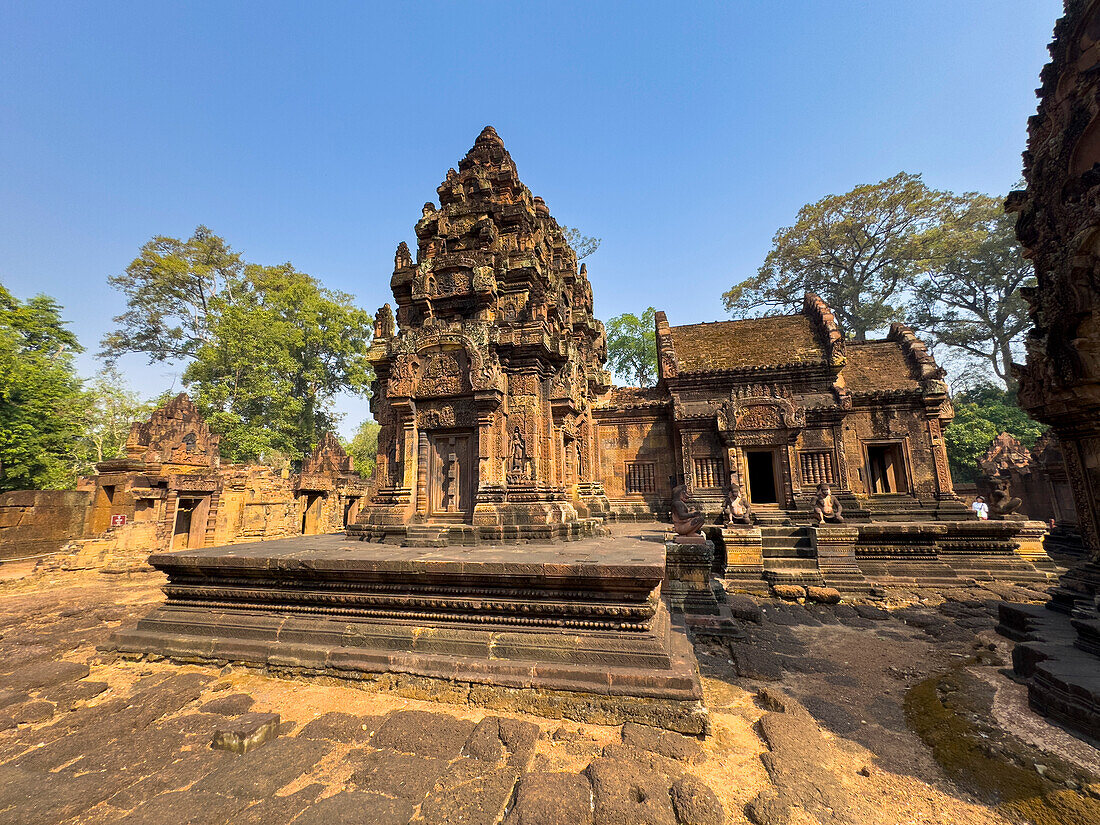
top-left (0, 1), bottom-right (1063, 435)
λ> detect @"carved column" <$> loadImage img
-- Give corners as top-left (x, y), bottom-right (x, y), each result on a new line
top-left (927, 417), bottom-right (956, 500)
top-left (831, 423), bottom-right (851, 490)
top-left (416, 430), bottom-right (429, 518)
top-left (680, 430), bottom-right (694, 496)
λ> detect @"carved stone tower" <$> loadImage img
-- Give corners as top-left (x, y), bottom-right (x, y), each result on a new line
top-left (350, 126), bottom-right (611, 542)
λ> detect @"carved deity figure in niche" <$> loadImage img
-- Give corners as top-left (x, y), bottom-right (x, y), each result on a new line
top-left (722, 482), bottom-right (754, 527)
top-left (507, 427), bottom-right (530, 481)
top-left (670, 485), bottom-right (706, 537)
top-left (812, 482), bottom-right (844, 524)
top-left (989, 475), bottom-right (1023, 517)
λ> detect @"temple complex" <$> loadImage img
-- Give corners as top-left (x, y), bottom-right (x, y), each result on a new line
top-left (104, 128), bottom-right (1062, 736)
top-left (0, 395), bottom-right (370, 571)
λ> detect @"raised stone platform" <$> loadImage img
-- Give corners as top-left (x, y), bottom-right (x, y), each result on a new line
top-left (107, 531), bottom-right (707, 733)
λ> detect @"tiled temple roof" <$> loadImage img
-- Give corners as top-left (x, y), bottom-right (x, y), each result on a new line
top-left (608, 386), bottom-right (667, 407)
top-left (667, 315), bottom-right (825, 373)
top-left (842, 341), bottom-right (921, 392)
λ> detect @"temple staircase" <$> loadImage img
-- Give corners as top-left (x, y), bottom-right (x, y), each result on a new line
top-left (760, 526), bottom-right (824, 587)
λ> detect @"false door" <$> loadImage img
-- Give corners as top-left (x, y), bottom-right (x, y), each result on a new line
top-left (429, 431), bottom-right (474, 521)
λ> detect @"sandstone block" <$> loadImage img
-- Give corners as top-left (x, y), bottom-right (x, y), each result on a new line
top-left (210, 712), bottom-right (280, 754)
top-left (806, 586), bottom-right (842, 604)
top-left (771, 585), bottom-right (805, 601)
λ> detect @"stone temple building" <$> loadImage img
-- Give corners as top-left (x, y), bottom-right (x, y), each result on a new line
top-left (998, 0), bottom-right (1100, 744)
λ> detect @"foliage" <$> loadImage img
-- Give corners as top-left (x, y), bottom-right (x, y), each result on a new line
top-left (0, 283), bottom-right (86, 491)
top-left (561, 226), bottom-right (601, 261)
top-left (345, 419), bottom-right (380, 479)
top-left (605, 307), bottom-right (658, 387)
top-left (74, 366), bottom-right (155, 476)
top-left (944, 384), bottom-right (1045, 483)
top-left (103, 228), bottom-right (374, 463)
top-left (911, 199), bottom-right (1034, 392)
top-left (101, 225), bottom-right (243, 363)
top-left (724, 173), bottom-right (953, 340)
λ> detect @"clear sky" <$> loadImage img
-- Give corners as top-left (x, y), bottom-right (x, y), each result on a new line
top-left (0, 1), bottom-right (1064, 436)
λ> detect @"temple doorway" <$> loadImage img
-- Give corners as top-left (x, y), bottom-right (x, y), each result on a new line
top-left (301, 493), bottom-right (324, 534)
top-left (745, 450), bottom-right (779, 505)
top-left (429, 431), bottom-right (474, 521)
top-left (172, 497), bottom-right (208, 550)
top-left (867, 443), bottom-right (908, 494)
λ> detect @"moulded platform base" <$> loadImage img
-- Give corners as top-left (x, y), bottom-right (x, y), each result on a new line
top-left (107, 531), bottom-right (707, 733)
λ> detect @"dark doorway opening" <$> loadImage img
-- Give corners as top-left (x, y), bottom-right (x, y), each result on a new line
top-left (746, 451), bottom-right (778, 504)
top-left (301, 493), bottom-right (323, 534)
top-left (867, 444), bottom-right (908, 494)
top-left (173, 498), bottom-right (199, 549)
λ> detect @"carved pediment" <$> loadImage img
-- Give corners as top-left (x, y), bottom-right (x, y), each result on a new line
top-left (717, 395), bottom-right (806, 435)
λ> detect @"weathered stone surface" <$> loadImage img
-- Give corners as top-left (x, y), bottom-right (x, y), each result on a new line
top-left (235, 783), bottom-right (324, 825)
top-left (0, 659), bottom-right (89, 691)
top-left (584, 756), bottom-right (676, 825)
top-left (349, 748), bottom-right (450, 800)
top-left (806, 586), bottom-right (842, 604)
top-left (200, 693), bottom-right (254, 716)
top-left (771, 585), bottom-right (805, 601)
top-left (725, 593), bottom-right (762, 623)
top-left (853, 604), bottom-right (889, 621)
top-left (504, 772), bottom-right (594, 825)
top-left (115, 789), bottom-right (250, 825)
top-left (11, 699), bottom-right (54, 724)
top-left (728, 643), bottom-right (783, 681)
top-left (211, 712), bottom-right (280, 754)
top-left (417, 758), bottom-right (519, 825)
top-left (621, 721), bottom-right (704, 764)
top-left (463, 715), bottom-right (540, 770)
top-left (292, 790), bottom-right (415, 825)
top-left (669, 774), bottom-right (724, 825)
top-left (297, 711), bottom-right (380, 743)
top-left (194, 738), bottom-right (330, 799)
top-left (370, 710), bottom-right (475, 758)
top-left (599, 743), bottom-right (686, 780)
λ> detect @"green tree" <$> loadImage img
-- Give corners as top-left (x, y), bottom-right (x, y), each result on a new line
top-left (345, 419), bottom-right (380, 479)
top-left (101, 225), bottom-right (243, 362)
top-left (911, 198), bottom-right (1034, 392)
top-left (561, 227), bottom-right (601, 261)
top-left (0, 284), bottom-right (86, 491)
top-left (74, 366), bottom-right (155, 476)
top-left (102, 229), bottom-right (374, 462)
top-left (724, 173), bottom-right (951, 340)
top-left (606, 307), bottom-right (658, 387)
top-left (944, 384), bottom-right (1045, 483)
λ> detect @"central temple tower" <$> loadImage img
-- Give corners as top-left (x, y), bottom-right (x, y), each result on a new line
top-left (351, 127), bottom-right (612, 543)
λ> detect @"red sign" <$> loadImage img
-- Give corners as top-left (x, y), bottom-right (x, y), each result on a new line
top-left (110, 514), bottom-right (127, 527)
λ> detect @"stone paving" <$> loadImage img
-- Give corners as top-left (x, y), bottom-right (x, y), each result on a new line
top-left (0, 567), bottom-right (1096, 824)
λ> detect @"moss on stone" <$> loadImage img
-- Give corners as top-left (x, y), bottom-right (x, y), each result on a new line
top-left (905, 665), bottom-right (1100, 825)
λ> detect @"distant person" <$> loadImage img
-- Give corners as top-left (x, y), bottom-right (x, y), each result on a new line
top-left (971, 496), bottom-right (989, 520)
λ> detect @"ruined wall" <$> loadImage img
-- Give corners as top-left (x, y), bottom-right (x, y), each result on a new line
top-left (0, 491), bottom-right (91, 562)
top-left (595, 411), bottom-right (674, 517)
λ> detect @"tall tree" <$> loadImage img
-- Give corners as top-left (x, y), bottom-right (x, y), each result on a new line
top-left (0, 284), bottom-right (86, 490)
top-left (102, 229), bottom-right (373, 462)
top-left (100, 225), bottom-right (243, 363)
top-left (724, 173), bottom-right (951, 340)
top-left (561, 227), bottom-right (601, 261)
top-left (911, 198), bottom-right (1034, 392)
top-left (605, 307), bottom-right (658, 387)
top-left (74, 366), bottom-right (155, 476)
top-left (345, 419), bottom-right (380, 479)
top-left (181, 263), bottom-right (373, 461)
top-left (944, 383), bottom-right (1045, 483)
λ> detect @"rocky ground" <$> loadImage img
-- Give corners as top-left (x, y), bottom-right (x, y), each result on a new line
top-left (0, 565), bottom-right (1096, 825)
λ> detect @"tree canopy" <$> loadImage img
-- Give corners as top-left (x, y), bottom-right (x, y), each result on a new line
top-left (345, 419), bottom-right (380, 479)
top-left (102, 228), bottom-right (373, 462)
top-left (724, 173), bottom-right (952, 341)
top-left (605, 307), bottom-right (658, 387)
top-left (0, 283), bottom-right (86, 491)
top-left (561, 227), bottom-right (601, 261)
top-left (944, 384), bottom-right (1045, 484)
top-left (911, 199), bottom-right (1034, 393)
